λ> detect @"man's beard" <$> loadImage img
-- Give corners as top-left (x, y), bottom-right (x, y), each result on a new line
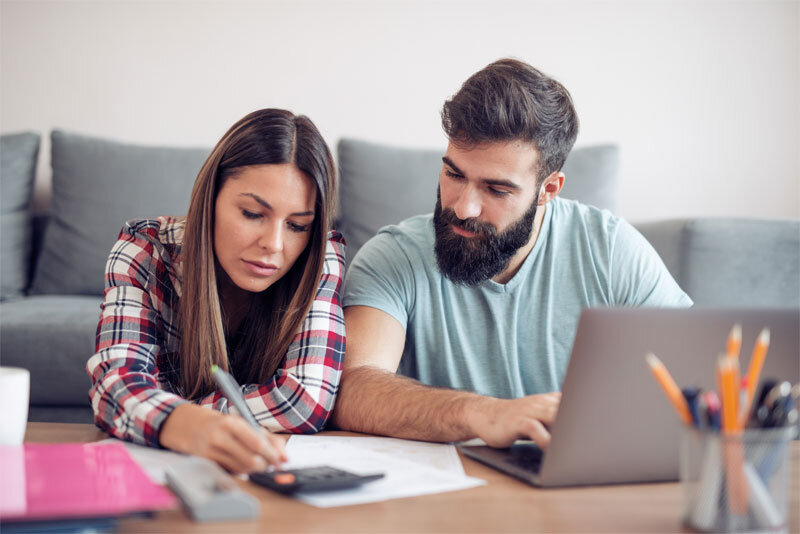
top-left (433, 188), bottom-right (539, 286)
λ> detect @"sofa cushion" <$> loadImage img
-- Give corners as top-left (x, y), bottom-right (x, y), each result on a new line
top-left (336, 138), bottom-right (619, 264)
top-left (30, 130), bottom-right (209, 296)
top-left (0, 132), bottom-right (40, 300)
top-left (680, 218), bottom-right (800, 308)
top-left (0, 295), bottom-right (102, 406)
top-left (634, 219), bottom-right (688, 285)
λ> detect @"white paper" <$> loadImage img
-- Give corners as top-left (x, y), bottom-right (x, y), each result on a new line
top-left (292, 435), bottom-right (466, 475)
top-left (95, 438), bottom-right (187, 484)
top-left (282, 435), bottom-right (485, 507)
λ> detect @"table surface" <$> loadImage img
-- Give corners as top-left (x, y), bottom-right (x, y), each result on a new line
top-left (21, 422), bottom-right (800, 533)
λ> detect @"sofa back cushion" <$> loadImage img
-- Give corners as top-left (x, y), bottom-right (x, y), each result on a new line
top-left (336, 138), bottom-right (619, 263)
top-left (30, 130), bottom-right (209, 296)
top-left (1, 132), bottom-right (40, 300)
top-left (680, 218), bottom-right (800, 308)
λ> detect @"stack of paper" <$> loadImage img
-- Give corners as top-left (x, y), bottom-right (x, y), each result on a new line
top-left (282, 435), bottom-right (486, 507)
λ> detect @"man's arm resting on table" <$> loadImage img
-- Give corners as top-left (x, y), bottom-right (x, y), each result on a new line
top-left (331, 305), bottom-right (560, 447)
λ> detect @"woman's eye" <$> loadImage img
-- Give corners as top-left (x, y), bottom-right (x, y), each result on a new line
top-left (288, 222), bottom-right (310, 233)
top-left (241, 209), bottom-right (261, 220)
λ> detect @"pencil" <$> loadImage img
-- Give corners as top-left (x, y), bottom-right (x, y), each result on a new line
top-left (717, 355), bottom-right (741, 432)
top-left (645, 353), bottom-right (693, 425)
top-left (726, 323), bottom-right (742, 362)
top-left (739, 328), bottom-right (770, 428)
top-left (717, 354), bottom-right (748, 514)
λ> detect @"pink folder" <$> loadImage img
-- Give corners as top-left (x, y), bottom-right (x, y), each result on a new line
top-left (0, 442), bottom-right (176, 522)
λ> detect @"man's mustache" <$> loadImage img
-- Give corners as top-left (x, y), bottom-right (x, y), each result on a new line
top-left (439, 208), bottom-right (497, 237)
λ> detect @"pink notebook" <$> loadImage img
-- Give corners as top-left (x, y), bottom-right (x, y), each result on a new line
top-left (0, 442), bottom-right (176, 522)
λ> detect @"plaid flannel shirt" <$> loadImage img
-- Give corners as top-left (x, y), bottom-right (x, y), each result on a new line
top-left (86, 217), bottom-right (346, 447)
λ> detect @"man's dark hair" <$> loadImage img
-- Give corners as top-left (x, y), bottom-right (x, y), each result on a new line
top-left (441, 58), bottom-right (579, 181)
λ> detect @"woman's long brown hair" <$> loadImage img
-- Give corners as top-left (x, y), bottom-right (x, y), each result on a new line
top-left (179, 109), bottom-right (336, 400)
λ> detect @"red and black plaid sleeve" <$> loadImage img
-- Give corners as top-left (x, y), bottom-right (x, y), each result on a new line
top-left (86, 219), bottom-right (186, 447)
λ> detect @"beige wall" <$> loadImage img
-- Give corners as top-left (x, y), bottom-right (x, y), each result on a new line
top-left (1, 0), bottom-right (798, 221)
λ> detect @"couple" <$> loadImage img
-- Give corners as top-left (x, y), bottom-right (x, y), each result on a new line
top-left (86, 58), bottom-right (691, 474)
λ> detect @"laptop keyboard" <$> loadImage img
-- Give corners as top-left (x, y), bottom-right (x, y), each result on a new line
top-left (506, 443), bottom-right (544, 473)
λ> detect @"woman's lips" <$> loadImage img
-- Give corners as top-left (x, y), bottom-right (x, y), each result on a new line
top-left (242, 260), bottom-right (279, 277)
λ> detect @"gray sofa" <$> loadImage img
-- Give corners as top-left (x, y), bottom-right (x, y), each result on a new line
top-left (1, 131), bottom-right (798, 424)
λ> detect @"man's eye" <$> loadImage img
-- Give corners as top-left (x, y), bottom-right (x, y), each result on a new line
top-left (488, 187), bottom-right (510, 197)
top-left (445, 170), bottom-right (464, 180)
top-left (241, 209), bottom-right (261, 220)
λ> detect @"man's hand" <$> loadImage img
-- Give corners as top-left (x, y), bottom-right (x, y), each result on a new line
top-left (467, 392), bottom-right (562, 449)
top-left (159, 403), bottom-right (287, 473)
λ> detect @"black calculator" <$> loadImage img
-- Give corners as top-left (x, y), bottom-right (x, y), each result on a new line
top-left (249, 466), bottom-right (384, 494)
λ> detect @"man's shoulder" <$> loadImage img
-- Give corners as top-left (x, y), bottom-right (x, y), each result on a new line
top-left (549, 197), bottom-right (628, 240)
top-left (361, 213), bottom-right (435, 257)
top-left (551, 197), bottom-right (620, 225)
top-left (377, 213), bottom-right (434, 240)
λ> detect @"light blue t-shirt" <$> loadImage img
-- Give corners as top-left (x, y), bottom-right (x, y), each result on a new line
top-left (343, 197), bottom-right (692, 398)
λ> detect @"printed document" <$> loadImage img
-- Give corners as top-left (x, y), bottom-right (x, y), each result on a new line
top-left (283, 435), bottom-right (485, 507)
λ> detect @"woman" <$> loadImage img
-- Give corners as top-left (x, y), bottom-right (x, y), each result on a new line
top-left (86, 109), bottom-right (345, 474)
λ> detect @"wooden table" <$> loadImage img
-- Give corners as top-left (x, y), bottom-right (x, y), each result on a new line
top-left (23, 423), bottom-right (800, 533)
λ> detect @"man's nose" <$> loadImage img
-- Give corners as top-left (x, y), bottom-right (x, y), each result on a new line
top-left (452, 186), bottom-right (482, 221)
top-left (258, 222), bottom-right (283, 253)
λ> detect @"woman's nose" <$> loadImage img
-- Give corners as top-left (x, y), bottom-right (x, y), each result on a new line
top-left (258, 222), bottom-right (283, 253)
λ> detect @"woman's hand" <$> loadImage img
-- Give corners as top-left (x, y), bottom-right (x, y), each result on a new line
top-left (159, 403), bottom-right (287, 473)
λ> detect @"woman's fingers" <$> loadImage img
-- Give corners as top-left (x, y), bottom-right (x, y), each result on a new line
top-left (211, 415), bottom-right (288, 472)
top-left (261, 429), bottom-right (288, 463)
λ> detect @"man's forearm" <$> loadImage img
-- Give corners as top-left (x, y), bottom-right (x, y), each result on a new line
top-left (331, 365), bottom-right (488, 442)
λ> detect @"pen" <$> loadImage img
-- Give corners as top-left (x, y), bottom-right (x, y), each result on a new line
top-left (682, 387), bottom-right (702, 427)
top-left (211, 364), bottom-right (260, 429)
top-left (645, 353), bottom-right (693, 426)
top-left (702, 391), bottom-right (721, 431)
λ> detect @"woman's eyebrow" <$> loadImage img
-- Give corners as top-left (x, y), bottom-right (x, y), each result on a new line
top-left (239, 192), bottom-right (314, 216)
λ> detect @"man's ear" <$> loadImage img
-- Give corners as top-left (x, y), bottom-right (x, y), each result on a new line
top-left (538, 172), bottom-right (565, 205)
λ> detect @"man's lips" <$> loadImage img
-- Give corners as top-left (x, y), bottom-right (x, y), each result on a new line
top-left (242, 259), bottom-right (279, 277)
top-left (451, 224), bottom-right (478, 238)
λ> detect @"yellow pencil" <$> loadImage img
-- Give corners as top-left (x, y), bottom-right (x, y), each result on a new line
top-left (726, 323), bottom-right (742, 362)
top-left (645, 353), bottom-right (692, 425)
top-left (739, 328), bottom-right (770, 428)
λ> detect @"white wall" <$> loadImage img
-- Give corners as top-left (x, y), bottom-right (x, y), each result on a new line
top-left (2, 0), bottom-right (798, 221)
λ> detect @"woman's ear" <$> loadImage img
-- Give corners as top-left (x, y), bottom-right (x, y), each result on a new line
top-left (538, 172), bottom-right (565, 205)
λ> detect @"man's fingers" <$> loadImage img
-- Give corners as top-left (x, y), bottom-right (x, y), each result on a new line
top-left (523, 418), bottom-right (551, 449)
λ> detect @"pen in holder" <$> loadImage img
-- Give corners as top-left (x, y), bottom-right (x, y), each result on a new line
top-left (680, 425), bottom-right (796, 533)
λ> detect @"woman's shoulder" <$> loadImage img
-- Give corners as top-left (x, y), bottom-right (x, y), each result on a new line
top-left (110, 217), bottom-right (185, 274)
top-left (119, 216), bottom-right (185, 245)
top-left (323, 230), bottom-right (346, 277)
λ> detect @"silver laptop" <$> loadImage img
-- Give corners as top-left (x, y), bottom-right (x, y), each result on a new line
top-left (459, 307), bottom-right (800, 487)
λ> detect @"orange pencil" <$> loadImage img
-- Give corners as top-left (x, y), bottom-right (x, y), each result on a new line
top-left (740, 328), bottom-right (770, 427)
top-left (726, 323), bottom-right (742, 362)
top-left (717, 355), bottom-right (740, 432)
top-left (645, 353), bottom-right (692, 426)
top-left (718, 354), bottom-right (748, 514)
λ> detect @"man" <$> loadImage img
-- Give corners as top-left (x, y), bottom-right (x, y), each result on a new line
top-left (332, 59), bottom-right (691, 448)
